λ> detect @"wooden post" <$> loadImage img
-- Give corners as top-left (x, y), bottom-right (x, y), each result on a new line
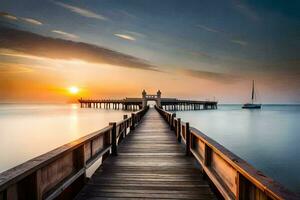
top-left (130, 113), bottom-right (135, 130)
top-left (236, 172), bottom-right (248, 200)
top-left (177, 118), bottom-right (181, 143)
top-left (110, 122), bottom-right (117, 156)
top-left (123, 115), bottom-right (128, 136)
top-left (204, 144), bottom-right (212, 166)
top-left (170, 113), bottom-right (176, 130)
top-left (185, 122), bottom-right (191, 156)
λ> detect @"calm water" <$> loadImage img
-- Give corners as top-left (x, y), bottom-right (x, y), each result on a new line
top-left (1, 104), bottom-right (299, 193)
top-left (0, 104), bottom-right (130, 173)
top-left (175, 105), bottom-right (300, 193)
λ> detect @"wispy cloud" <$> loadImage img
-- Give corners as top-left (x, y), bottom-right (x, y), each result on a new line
top-left (0, 27), bottom-right (160, 72)
top-left (195, 23), bottom-right (250, 48)
top-left (52, 30), bottom-right (79, 39)
top-left (0, 12), bottom-right (18, 20)
top-left (54, 1), bottom-right (107, 20)
top-left (177, 68), bottom-right (240, 83)
top-left (114, 34), bottom-right (136, 41)
top-left (0, 62), bottom-right (33, 74)
top-left (231, 39), bottom-right (248, 46)
top-left (124, 31), bottom-right (146, 38)
top-left (1, 12), bottom-right (43, 26)
top-left (21, 18), bottom-right (43, 25)
top-left (232, 0), bottom-right (260, 21)
top-left (196, 25), bottom-right (220, 33)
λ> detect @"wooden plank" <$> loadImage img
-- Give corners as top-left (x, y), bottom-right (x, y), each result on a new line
top-left (75, 109), bottom-right (217, 200)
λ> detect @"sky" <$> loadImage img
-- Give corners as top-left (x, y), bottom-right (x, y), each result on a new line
top-left (0, 0), bottom-right (299, 103)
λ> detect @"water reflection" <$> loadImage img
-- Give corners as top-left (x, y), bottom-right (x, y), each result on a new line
top-left (0, 104), bottom-right (130, 172)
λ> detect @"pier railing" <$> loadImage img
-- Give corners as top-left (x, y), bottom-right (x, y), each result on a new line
top-left (155, 106), bottom-right (298, 200)
top-left (0, 106), bottom-right (149, 200)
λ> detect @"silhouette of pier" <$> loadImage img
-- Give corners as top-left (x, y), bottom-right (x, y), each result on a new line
top-left (78, 90), bottom-right (218, 111)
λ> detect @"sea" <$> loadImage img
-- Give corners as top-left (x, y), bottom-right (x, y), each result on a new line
top-left (0, 103), bottom-right (130, 173)
top-left (175, 104), bottom-right (300, 193)
top-left (0, 104), bottom-right (299, 193)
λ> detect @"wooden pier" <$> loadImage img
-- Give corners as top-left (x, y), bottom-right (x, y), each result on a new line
top-left (75, 108), bottom-right (217, 200)
top-left (78, 90), bottom-right (218, 111)
top-left (78, 98), bottom-right (143, 111)
top-left (0, 107), bottom-right (298, 200)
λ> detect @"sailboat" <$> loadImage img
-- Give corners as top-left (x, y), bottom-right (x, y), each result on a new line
top-left (242, 80), bottom-right (261, 109)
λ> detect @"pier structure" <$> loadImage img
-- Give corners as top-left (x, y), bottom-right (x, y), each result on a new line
top-left (0, 107), bottom-right (298, 200)
top-left (78, 90), bottom-right (218, 111)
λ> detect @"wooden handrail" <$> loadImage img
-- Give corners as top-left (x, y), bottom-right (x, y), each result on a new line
top-left (155, 105), bottom-right (298, 200)
top-left (0, 106), bottom-right (149, 200)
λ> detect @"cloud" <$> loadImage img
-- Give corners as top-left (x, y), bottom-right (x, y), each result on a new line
top-left (196, 25), bottom-right (220, 33)
top-left (0, 27), bottom-right (160, 72)
top-left (232, 0), bottom-right (260, 21)
top-left (21, 18), bottom-right (43, 25)
top-left (0, 62), bottom-right (33, 74)
top-left (54, 1), bottom-right (107, 20)
top-left (231, 39), bottom-right (248, 46)
top-left (177, 69), bottom-right (240, 83)
top-left (124, 31), bottom-right (146, 38)
top-left (114, 34), bottom-right (136, 41)
top-left (0, 12), bottom-right (18, 20)
top-left (1, 12), bottom-right (43, 26)
top-left (52, 30), bottom-right (79, 39)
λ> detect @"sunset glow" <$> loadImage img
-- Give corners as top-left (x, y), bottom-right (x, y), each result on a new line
top-left (0, 1), bottom-right (299, 103)
top-left (68, 86), bottom-right (79, 95)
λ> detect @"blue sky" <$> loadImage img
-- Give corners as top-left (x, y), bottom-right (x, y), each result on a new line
top-left (0, 0), bottom-right (299, 103)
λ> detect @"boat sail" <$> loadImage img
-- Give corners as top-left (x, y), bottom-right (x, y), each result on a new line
top-left (242, 80), bottom-right (261, 109)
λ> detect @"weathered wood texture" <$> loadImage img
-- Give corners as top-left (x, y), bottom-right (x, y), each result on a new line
top-left (75, 109), bottom-right (217, 200)
top-left (0, 107), bottom-right (149, 200)
top-left (156, 106), bottom-right (299, 200)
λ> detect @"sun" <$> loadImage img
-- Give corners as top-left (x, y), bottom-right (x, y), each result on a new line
top-left (68, 86), bottom-right (79, 94)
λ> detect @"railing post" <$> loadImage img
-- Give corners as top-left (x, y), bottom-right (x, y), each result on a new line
top-left (204, 144), bottom-right (212, 166)
top-left (177, 118), bottom-right (181, 143)
top-left (123, 115), bottom-right (128, 136)
top-left (110, 122), bottom-right (117, 156)
top-left (185, 122), bottom-right (191, 156)
top-left (236, 172), bottom-right (250, 200)
top-left (170, 113), bottom-right (176, 130)
top-left (130, 113), bottom-right (135, 130)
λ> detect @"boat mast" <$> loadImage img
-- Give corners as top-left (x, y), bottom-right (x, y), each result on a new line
top-left (251, 80), bottom-right (254, 104)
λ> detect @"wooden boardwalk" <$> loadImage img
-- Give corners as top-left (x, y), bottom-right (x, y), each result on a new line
top-left (75, 108), bottom-right (217, 200)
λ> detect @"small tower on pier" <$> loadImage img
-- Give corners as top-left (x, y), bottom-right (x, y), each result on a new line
top-left (157, 90), bottom-right (161, 107)
top-left (142, 89), bottom-right (147, 108)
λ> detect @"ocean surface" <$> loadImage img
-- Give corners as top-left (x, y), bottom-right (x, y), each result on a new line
top-left (175, 105), bottom-right (300, 193)
top-left (0, 104), bottom-right (130, 173)
top-left (0, 104), bottom-right (299, 193)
